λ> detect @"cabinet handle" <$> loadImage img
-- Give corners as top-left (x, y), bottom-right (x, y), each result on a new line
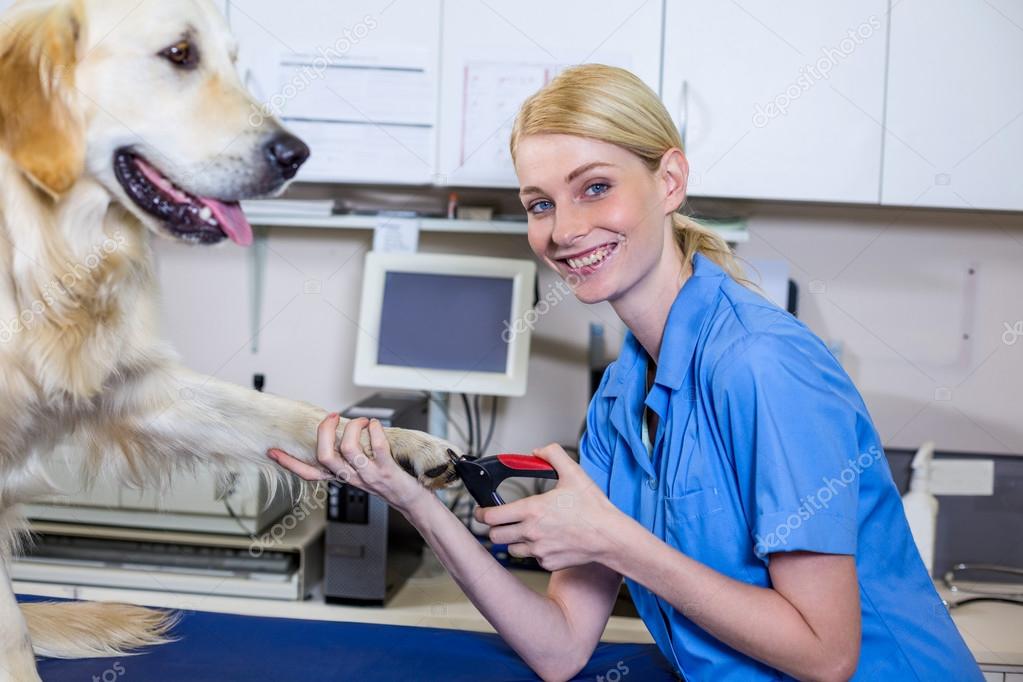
top-left (677, 79), bottom-right (689, 152)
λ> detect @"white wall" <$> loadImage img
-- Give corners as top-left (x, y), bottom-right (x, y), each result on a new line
top-left (153, 205), bottom-right (1023, 458)
top-left (739, 205), bottom-right (1023, 456)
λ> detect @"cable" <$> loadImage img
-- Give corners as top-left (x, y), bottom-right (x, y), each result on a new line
top-left (460, 393), bottom-right (475, 456)
top-left (423, 392), bottom-right (470, 446)
top-left (223, 498), bottom-right (257, 538)
top-left (472, 394), bottom-right (481, 456)
top-left (482, 395), bottom-right (498, 455)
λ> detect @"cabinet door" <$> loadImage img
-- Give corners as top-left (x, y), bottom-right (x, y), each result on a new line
top-left (883, 0), bottom-right (1023, 211)
top-left (229, 0), bottom-right (442, 185)
top-left (663, 1), bottom-right (888, 203)
top-left (437, 0), bottom-right (663, 188)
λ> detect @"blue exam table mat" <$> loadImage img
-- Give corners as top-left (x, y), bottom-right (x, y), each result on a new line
top-left (18, 595), bottom-right (676, 681)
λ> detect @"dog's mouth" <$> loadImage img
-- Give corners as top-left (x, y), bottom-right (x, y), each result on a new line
top-left (113, 150), bottom-right (253, 246)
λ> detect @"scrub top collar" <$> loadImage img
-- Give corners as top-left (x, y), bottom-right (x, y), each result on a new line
top-left (602, 252), bottom-right (727, 399)
top-left (599, 253), bottom-right (727, 478)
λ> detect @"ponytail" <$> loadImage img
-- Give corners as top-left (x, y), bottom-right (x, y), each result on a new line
top-left (671, 213), bottom-right (747, 281)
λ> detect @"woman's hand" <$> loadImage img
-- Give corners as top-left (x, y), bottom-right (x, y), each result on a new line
top-left (267, 414), bottom-right (427, 513)
top-left (474, 443), bottom-right (624, 571)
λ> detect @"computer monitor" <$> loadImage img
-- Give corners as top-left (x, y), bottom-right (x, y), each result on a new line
top-left (354, 252), bottom-right (537, 397)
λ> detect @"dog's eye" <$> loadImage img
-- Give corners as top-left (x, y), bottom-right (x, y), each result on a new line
top-left (159, 40), bottom-right (198, 70)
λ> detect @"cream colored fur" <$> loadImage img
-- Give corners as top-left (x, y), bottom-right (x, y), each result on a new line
top-left (0, 1), bottom-right (455, 679)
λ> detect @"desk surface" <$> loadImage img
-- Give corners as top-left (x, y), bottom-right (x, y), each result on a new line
top-left (14, 552), bottom-right (652, 642)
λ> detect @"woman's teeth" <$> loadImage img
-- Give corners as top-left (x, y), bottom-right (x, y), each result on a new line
top-left (567, 246), bottom-right (612, 270)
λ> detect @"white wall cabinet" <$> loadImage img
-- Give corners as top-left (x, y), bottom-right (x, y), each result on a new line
top-left (662, 0), bottom-right (889, 203)
top-left (2, 0), bottom-right (1017, 211)
top-left (228, 0), bottom-right (443, 185)
top-left (882, 0), bottom-right (1023, 212)
top-left (436, 0), bottom-right (664, 188)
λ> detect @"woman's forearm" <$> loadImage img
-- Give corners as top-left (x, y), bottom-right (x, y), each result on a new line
top-left (597, 513), bottom-right (853, 681)
top-left (398, 491), bottom-right (588, 680)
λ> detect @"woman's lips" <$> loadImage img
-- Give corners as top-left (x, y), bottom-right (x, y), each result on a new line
top-left (558, 241), bottom-right (619, 277)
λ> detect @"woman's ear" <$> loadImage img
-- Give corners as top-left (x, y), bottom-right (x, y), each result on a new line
top-left (0, 1), bottom-right (85, 198)
top-left (658, 147), bottom-right (689, 214)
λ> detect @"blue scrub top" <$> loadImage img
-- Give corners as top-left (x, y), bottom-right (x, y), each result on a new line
top-left (580, 253), bottom-right (981, 680)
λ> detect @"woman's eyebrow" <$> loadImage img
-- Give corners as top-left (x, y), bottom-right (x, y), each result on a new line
top-left (565, 161), bottom-right (615, 183)
top-left (519, 161), bottom-right (617, 197)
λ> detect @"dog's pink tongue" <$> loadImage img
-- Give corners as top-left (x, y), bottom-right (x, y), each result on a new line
top-left (197, 198), bottom-right (253, 246)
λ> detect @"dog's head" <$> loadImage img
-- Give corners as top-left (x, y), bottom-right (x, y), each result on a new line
top-left (0, 0), bottom-right (309, 246)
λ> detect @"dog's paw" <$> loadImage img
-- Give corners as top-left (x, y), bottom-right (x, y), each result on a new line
top-left (379, 427), bottom-right (459, 490)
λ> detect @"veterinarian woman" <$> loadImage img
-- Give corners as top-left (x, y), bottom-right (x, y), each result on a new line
top-left (269, 65), bottom-right (982, 681)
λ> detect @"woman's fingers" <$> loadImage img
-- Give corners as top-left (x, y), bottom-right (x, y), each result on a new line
top-left (268, 448), bottom-right (333, 482)
top-left (339, 417), bottom-right (369, 461)
top-left (531, 443), bottom-right (581, 479)
top-left (316, 413), bottom-right (344, 473)
top-left (507, 543), bottom-right (531, 559)
top-left (366, 419), bottom-right (392, 459)
top-left (475, 498), bottom-right (530, 527)
top-left (488, 521), bottom-right (530, 546)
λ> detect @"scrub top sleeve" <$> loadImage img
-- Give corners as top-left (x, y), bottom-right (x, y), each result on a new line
top-left (578, 367), bottom-right (615, 496)
top-left (711, 333), bottom-right (860, 564)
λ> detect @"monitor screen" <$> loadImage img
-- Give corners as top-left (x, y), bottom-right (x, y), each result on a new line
top-left (354, 251), bottom-right (535, 397)
top-left (377, 272), bottom-right (513, 373)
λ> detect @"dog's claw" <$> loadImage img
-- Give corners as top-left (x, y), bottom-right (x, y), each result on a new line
top-left (424, 463), bottom-right (450, 479)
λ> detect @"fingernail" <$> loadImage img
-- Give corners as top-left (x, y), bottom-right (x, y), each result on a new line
top-left (267, 450), bottom-right (278, 460)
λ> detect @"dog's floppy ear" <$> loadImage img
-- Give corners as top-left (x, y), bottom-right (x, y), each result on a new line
top-left (0, 0), bottom-right (85, 198)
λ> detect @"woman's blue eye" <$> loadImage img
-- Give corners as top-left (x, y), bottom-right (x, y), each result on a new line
top-left (585, 182), bottom-right (609, 196)
top-left (529, 200), bottom-right (554, 214)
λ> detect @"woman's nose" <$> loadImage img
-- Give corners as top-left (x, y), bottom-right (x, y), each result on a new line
top-left (551, 210), bottom-right (589, 247)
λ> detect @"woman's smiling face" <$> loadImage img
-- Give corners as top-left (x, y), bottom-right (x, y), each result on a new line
top-left (515, 134), bottom-right (681, 305)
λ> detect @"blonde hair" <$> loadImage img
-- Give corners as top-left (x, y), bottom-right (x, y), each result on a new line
top-left (510, 64), bottom-right (744, 281)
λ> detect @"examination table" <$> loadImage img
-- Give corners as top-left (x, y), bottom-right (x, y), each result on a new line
top-left (18, 595), bottom-right (677, 681)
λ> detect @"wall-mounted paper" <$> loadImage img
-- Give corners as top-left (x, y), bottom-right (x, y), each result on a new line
top-left (456, 62), bottom-right (555, 186)
top-left (372, 216), bottom-right (420, 254)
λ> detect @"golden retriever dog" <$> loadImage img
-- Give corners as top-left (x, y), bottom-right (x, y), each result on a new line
top-left (0, 0), bottom-right (456, 678)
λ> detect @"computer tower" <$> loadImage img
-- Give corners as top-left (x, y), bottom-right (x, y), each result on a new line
top-left (324, 392), bottom-right (428, 605)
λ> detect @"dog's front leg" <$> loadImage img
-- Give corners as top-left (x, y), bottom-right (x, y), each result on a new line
top-left (90, 364), bottom-right (457, 490)
top-left (0, 562), bottom-right (42, 682)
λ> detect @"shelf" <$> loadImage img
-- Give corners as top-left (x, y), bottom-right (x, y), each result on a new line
top-left (243, 212), bottom-right (527, 236)
top-left (241, 207), bottom-right (749, 351)
top-left (241, 209), bottom-right (750, 243)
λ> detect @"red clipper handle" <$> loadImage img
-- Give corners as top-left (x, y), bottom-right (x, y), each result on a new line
top-left (495, 454), bottom-right (556, 472)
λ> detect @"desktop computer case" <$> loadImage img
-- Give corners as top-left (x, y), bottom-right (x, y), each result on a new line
top-left (324, 392), bottom-right (429, 605)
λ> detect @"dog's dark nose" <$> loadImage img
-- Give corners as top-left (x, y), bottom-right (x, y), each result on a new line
top-left (266, 133), bottom-right (310, 179)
